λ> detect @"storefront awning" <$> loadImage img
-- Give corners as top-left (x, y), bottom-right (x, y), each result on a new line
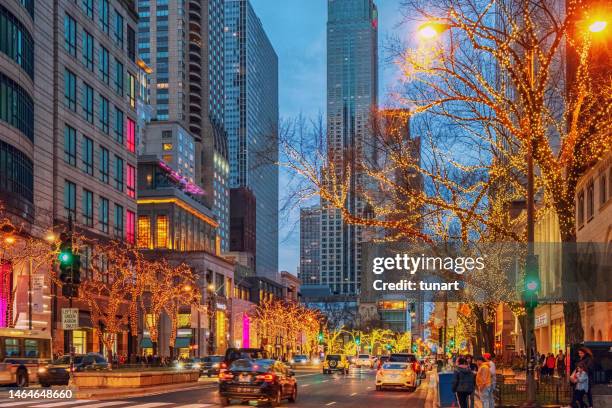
top-left (174, 337), bottom-right (191, 348)
top-left (140, 338), bottom-right (153, 348)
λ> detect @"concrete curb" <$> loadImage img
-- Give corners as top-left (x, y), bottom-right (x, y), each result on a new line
top-left (75, 379), bottom-right (218, 399)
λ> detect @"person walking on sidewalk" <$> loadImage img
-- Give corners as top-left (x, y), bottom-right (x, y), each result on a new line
top-left (466, 355), bottom-right (478, 408)
top-left (476, 356), bottom-right (494, 408)
top-left (577, 347), bottom-right (594, 408)
top-left (546, 353), bottom-right (556, 377)
top-left (570, 363), bottom-right (589, 408)
top-left (556, 350), bottom-right (566, 378)
top-left (452, 357), bottom-right (476, 408)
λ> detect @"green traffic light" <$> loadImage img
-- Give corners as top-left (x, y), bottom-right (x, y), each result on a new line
top-left (526, 279), bottom-right (539, 292)
top-left (59, 251), bottom-right (73, 265)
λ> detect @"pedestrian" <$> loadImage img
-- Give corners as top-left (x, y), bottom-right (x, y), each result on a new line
top-left (452, 357), bottom-right (475, 408)
top-left (475, 356), bottom-right (494, 408)
top-left (483, 353), bottom-right (496, 388)
top-left (539, 353), bottom-right (547, 377)
top-left (465, 355), bottom-right (478, 408)
top-left (570, 363), bottom-right (589, 408)
top-left (546, 353), bottom-right (556, 377)
top-left (556, 350), bottom-right (566, 378)
top-left (577, 347), bottom-right (594, 408)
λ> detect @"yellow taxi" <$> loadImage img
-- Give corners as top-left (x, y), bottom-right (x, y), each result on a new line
top-left (323, 354), bottom-right (349, 374)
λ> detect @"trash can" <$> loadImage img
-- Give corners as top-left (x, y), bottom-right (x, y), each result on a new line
top-left (438, 372), bottom-right (457, 407)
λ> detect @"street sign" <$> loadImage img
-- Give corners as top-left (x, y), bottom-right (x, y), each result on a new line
top-left (32, 275), bottom-right (45, 291)
top-left (62, 308), bottom-right (79, 330)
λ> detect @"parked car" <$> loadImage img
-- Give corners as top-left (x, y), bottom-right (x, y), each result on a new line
top-left (38, 353), bottom-right (108, 387)
top-left (290, 355), bottom-right (309, 366)
top-left (354, 354), bottom-right (375, 368)
top-left (218, 358), bottom-right (297, 406)
top-left (202, 355), bottom-right (224, 377)
top-left (175, 358), bottom-right (204, 374)
top-left (375, 362), bottom-right (418, 391)
top-left (322, 354), bottom-right (349, 374)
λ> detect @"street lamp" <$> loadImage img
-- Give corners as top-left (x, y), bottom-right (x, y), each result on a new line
top-left (416, 21), bottom-right (450, 40)
top-left (588, 20), bottom-right (607, 33)
top-left (4, 236), bottom-right (15, 245)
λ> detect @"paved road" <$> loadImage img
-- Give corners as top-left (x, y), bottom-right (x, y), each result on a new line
top-left (0, 368), bottom-right (429, 408)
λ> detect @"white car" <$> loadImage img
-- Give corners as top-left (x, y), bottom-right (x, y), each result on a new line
top-left (375, 362), bottom-right (417, 391)
top-left (354, 354), bottom-right (374, 368)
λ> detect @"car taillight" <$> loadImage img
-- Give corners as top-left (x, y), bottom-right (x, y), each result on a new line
top-left (255, 373), bottom-right (276, 383)
top-left (377, 369), bottom-right (384, 376)
top-left (219, 372), bottom-right (234, 381)
top-left (220, 362), bottom-right (227, 369)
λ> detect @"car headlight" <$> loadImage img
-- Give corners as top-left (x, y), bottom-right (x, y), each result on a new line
top-left (289, 359), bottom-right (295, 364)
top-left (177, 363), bottom-right (184, 369)
top-left (313, 358), bottom-right (320, 364)
top-left (38, 367), bottom-right (47, 374)
top-left (212, 363), bottom-right (219, 368)
top-left (193, 363), bottom-right (201, 369)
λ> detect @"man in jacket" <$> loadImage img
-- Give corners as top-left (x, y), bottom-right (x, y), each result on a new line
top-left (476, 356), bottom-right (494, 408)
top-left (452, 357), bottom-right (476, 408)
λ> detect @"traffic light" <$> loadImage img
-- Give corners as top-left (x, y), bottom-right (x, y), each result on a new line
top-left (523, 254), bottom-right (540, 308)
top-left (355, 335), bottom-right (361, 346)
top-left (412, 343), bottom-right (417, 353)
top-left (58, 232), bottom-right (81, 297)
top-left (385, 344), bottom-right (392, 351)
top-left (318, 331), bottom-right (324, 344)
top-left (449, 338), bottom-right (455, 348)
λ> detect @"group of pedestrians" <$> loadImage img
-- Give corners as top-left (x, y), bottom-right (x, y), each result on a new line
top-left (451, 353), bottom-right (496, 408)
top-left (539, 350), bottom-right (566, 378)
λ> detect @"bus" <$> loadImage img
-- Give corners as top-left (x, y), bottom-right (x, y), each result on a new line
top-left (0, 328), bottom-right (52, 387)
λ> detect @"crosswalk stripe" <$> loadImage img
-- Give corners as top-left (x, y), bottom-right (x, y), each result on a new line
top-left (34, 400), bottom-right (94, 407)
top-left (78, 401), bottom-right (132, 408)
top-left (1, 401), bottom-right (54, 407)
top-left (123, 403), bottom-right (173, 408)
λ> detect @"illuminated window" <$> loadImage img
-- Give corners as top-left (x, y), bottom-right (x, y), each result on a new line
top-left (126, 210), bottom-right (135, 244)
top-left (126, 118), bottom-right (136, 153)
top-left (163, 143), bottom-right (173, 151)
top-left (177, 313), bottom-right (190, 328)
top-left (137, 216), bottom-right (151, 248)
top-left (126, 164), bottom-right (136, 198)
top-left (156, 215), bottom-right (168, 248)
top-left (73, 330), bottom-right (86, 354)
top-left (162, 154), bottom-right (173, 163)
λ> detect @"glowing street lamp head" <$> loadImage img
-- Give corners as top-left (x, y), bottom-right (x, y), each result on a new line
top-left (418, 25), bottom-right (439, 39)
top-left (183, 284), bottom-right (192, 292)
top-left (588, 20), bottom-right (608, 33)
top-left (4, 236), bottom-right (16, 244)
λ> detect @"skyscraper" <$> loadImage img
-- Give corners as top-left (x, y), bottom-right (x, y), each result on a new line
top-left (299, 206), bottom-right (321, 285)
top-left (321, 0), bottom-right (378, 295)
top-left (224, 0), bottom-right (279, 280)
top-left (137, 0), bottom-right (229, 250)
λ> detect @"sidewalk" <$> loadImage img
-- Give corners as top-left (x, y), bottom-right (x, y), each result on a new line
top-left (425, 369), bottom-right (483, 408)
top-left (75, 376), bottom-right (218, 399)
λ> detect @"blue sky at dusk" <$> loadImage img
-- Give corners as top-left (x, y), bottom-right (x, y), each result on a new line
top-left (250, 0), bottom-right (410, 274)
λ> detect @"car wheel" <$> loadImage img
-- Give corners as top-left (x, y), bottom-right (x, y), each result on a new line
top-left (269, 388), bottom-right (282, 407)
top-left (376, 385), bottom-right (382, 391)
top-left (219, 397), bottom-right (230, 406)
top-left (16, 369), bottom-right (29, 387)
top-left (40, 382), bottom-right (50, 388)
top-left (288, 385), bottom-right (297, 403)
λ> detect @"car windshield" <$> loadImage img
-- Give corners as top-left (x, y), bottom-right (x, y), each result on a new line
top-left (204, 356), bottom-right (223, 362)
top-left (389, 354), bottom-right (415, 362)
top-left (326, 355), bottom-right (340, 361)
top-left (358, 355), bottom-right (369, 358)
top-left (53, 356), bottom-right (83, 364)
top-left (229, 359), bottom-right (273, 373)
top-left (383, 363), bottom-right (409, 370)
top-left (294, 355), bottom-right (306, 359)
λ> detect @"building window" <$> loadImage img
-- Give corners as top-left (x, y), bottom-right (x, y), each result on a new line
top-left (163, 143), bottom-right (173, 151)
top-left (127, 164), bottom-right (136, 198)
top-left (99, 95), bottom-right (109, 134)
top-left (577, 190), bottom-right (585, 226)
top-left (0, 5), bottom-right (34, 78)
top-left (127, 73), bottom-right (136, 108)
top-left (82, 188), bottom-right (93, 227)
top-left (99, 146), bottom-right (109, 183)
top-left (156, 215), bottom-right (168, 248)
top-left (114, 107), bottom-right (124, 144)
top-left (0, 72), bottom-right (34, 141)
top-left (64, 14), bottom-right (77, 56)
top-left (0, 140), bottom-right (34, 205)
top-left (162, 130), bottom-right (172, 139)
top-left (81, 0), bottom-right (94, 19)
top-left (587, 181), bottom-right (594, 220)
top-left (126, 210), bottom-right (135, 244)
top-left (114, 59), bottom-right (123, 95)
top-left (99, 0), bottom-right (109, 34)
top-left (64, 69), bottom-right (76, 111)
top-left (114, 204), bottom-right (124, 238)
top-left (64, 125), bottom-right (77, 166)
top-left (114, 10), bottom-right (123, 48)
top-left (127, 26), bottom-right (136, 61)
top-left (82, 30), bottom-right (94, 71)
top-left (99, 196), bottom-right (109, 233)
top-left (82, 136), bottom-right (93, 175)
top-left (126, 118), bottom-right (136, 152)
top-left (114, 155), bottom-right (124, 191)
top-left (64, 180), bottom-right (76, 220)
top-left (137, 216), bottom-right (151, 248)
top-left (99, 46), bottom-right (109, 84)
top-left (83, 83), bottom-right (94, 123)
top-left (600, 174), bottom-right (607, 205)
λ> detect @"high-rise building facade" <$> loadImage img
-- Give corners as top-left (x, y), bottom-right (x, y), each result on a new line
top-left (299, 206), bottom-right (321, 285)
top-left (137, 0), bottom-right (229, 251)
top-left (224, 0), bottom-right (278, 280)
top-left (321, 0), bottom-right (378, 295)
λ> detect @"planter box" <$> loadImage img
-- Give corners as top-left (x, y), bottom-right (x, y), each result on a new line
top-left (74, 370), bottom-right (200, 388)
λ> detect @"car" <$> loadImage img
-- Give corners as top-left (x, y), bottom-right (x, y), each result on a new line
top-left (221, 348), bottom-right (269, 372)
top-left (376, 362), bottom-right (418, 391)
top-left (389, 353), bottom-right (423, 378)
top-left (322, 354), bottom-right (349, 374)
top-left (290, 355), bottom-right (309, 366)
top-left (175, 358), bottom-right (204, 374)
top-left (354, 354), bottom-right (375, 368)
top-left (202, 355), bottom-right (224, 377)
top-left (218, 358), bottom-right (297, 407)
top-left (38, 353), bottom-right (108, 387)
top-left (377, 355), bottom-right (390, 370)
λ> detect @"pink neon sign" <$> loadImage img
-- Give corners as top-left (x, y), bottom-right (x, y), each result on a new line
top-left (242, 313), bottom-right (250, 348)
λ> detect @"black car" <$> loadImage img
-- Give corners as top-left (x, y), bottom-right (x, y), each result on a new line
top-left (202, 355), bottom-right (224, 377)
top-left (38, 353), bottom-right (108, 386)
top-left (222, 348), bottom-right (268, 371)
top-left (219, 358), bottom-right (297, 407)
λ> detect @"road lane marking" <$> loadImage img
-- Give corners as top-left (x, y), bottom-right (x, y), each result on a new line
top-left (301, 384), bottom-right (311, 387)
top-left (295, 373), bottom-right (318, 378)
top-left (325, 402), bottom-right (336, 406)
top-left (120, 404), bottom-right (172, 408)
top-left (78, 402), bottom-right (132, 408)
top-left (34, 400), bottom-right (94, 407)
top-left (350, 392), bottom-right (357, 396)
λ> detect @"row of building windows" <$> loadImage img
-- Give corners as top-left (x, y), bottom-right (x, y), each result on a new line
top-left (0, 139), bottom-right (33, 204)
top-left (63, 179), bottom-right (135, 243)
top-left (63, 124), bottom-right (136, 198)
top-left (0, 4), bottom-right (34, 78)
top-left (576, 167), bottom-right (612, 226)
top-left (0, 71), bottom-right (34, 141)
